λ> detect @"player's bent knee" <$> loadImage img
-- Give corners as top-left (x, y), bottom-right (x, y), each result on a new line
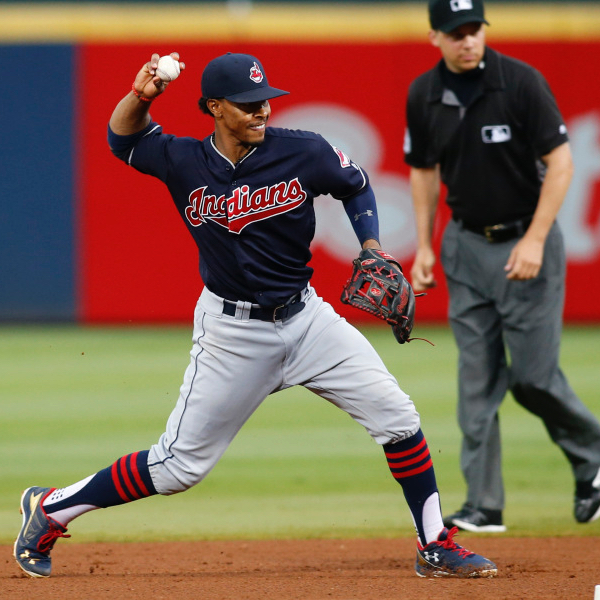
top-left (148, 461), bottom-right (206, 495)
top-left (368, 406), bottom-right (421, 446)
top-left (147, 447), bottom-right (212, 494)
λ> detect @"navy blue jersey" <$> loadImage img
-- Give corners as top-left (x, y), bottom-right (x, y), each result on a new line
top-left (109, 123), bottom-right (377, 306)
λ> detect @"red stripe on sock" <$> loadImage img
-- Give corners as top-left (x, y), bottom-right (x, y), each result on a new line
top-left (384, 436), bottom-right (426, 459)
top-left (387, 447), bottom-right (430, 469)
top-left (128, 452), bottom-right (151, 497)
top-left (119, 456), bottom-right (141, 501)
top-left (111, 461), bottom-right (131, 502)
top-left (391, 458), bottom-right (433, 479)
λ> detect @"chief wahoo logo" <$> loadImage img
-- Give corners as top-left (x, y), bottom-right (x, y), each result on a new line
top-left (249, 62), bottom-right (264, 83)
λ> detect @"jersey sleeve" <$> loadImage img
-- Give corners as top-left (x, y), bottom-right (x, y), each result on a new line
top-left (107, 121), bottom-right (172, 182)
top-left (311, 135), bottom-right (369, 199)
top-left (342, 185), bottom-right (380, 245)
top-left (404, 77), bottom-right (436, 168)
top-left (308, 134), bottom-right (379, 245)
top-left (518, 67), bottom-right (569, 157)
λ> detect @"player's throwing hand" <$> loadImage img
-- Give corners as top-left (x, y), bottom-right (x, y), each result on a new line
top-left (132, 52), bottom-right (185, 102)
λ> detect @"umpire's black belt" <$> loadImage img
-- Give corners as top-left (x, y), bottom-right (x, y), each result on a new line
top-left (222, 292), bottom-right (305, 322)
top-left (455, 215), bottom-right (533, 243)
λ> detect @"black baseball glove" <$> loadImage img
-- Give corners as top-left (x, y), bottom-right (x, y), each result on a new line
top-left (340, 248), bottom-right (415, 343)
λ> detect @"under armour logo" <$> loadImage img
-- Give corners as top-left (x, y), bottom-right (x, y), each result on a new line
top-left (354, 210), bottom-right (374, 221)
top-left (20, 549), bottom-right (38, 564)
top-left (424, 551), bottom-right (440, 563)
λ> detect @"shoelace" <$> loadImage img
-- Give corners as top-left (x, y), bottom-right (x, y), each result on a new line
top-left (37, 523), bottom-right (71, 553)
top-left (405, 294), bottom-right (434, 345)
top-left (439, 527), bottom-right (474, 558)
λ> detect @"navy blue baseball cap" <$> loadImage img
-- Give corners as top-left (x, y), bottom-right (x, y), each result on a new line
top-left (201, 53), bottom-right (289, 102)
top-left (429, 0), bottom-right (489, 33)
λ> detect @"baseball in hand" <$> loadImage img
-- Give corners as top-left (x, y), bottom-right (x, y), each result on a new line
top-left (156, 55), bottom-right (180, 82)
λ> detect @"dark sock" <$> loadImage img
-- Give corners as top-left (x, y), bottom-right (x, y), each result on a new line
top-left (47, 450), bottom-right (158, 510)
top-left (384, 429), bottom-right (439, 543)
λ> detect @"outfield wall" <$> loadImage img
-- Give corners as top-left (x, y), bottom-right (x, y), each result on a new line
top-left (1, 3), bottom-right (599, 322)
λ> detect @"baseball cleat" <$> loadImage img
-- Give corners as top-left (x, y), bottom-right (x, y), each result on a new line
top-left (14, 486), bottom-right (70, 578)
top-left (415, 526), bottom-right (497, 578)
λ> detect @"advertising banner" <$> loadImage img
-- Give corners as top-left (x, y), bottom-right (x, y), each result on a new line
top-left (79, 41), bottom-right (600, 322)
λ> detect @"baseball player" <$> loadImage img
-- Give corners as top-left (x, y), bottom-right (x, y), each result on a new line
top-left (406, 0), bottom-right (600, 532)
top-left (14, 51), bottom-right (496, 579)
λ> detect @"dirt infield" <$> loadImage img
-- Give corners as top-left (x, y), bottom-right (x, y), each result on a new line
top-left (2, 536), bottom-right (597, 599)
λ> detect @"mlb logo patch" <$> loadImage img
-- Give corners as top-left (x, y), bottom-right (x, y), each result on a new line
top-left (450, 0), bottom-right (473, 12)
top-left (403, 129), bottom-right (412, 154)
top-left (482, 125), bottom-right (511, 143)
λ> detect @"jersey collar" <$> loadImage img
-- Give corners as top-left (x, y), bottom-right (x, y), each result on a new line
top-left (208, 133), bottom-right (259, 168)
top-left (427, 47), bottom-right (505, 103)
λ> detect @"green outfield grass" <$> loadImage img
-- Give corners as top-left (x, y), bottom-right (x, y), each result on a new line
top-left (1, 323), bottom-right (599, 544)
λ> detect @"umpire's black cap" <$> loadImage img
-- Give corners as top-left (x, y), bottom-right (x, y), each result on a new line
top-left (201, 53), bottom-right (289, 102)
top-left (429, 0), bottom-right (489, 33)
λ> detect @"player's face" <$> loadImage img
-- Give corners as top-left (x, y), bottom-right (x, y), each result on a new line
top-left (219, 99), bottom-right (271, 147)
top-left (429, 22), bottom-right (486, 73)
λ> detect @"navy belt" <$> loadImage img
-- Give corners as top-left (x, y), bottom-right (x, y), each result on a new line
top-left (222, 292), bottom-right (305, 322)
top-left (456, 216), bottom-right (533, 243)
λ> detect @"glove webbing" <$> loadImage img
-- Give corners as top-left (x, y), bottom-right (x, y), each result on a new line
top-left (356, 275), bottom-right (401, 324)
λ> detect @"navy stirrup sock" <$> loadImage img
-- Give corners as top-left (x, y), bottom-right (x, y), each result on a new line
top-left (384, 430), bottom-right (439, 543)
top-left (47, 450), bottom-right (157, 510)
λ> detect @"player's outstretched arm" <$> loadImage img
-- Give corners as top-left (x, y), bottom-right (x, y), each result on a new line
top-left (109, 52), bottom-right (185, 136)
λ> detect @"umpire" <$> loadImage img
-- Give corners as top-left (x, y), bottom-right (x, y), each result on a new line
top-left (405, 0), bottom-right (600, 531)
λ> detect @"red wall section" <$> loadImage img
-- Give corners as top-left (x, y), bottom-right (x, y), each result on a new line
top-left (79, 42), bottom-right (600, 323)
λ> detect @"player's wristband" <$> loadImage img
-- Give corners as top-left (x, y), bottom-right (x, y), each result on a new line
top-left (131, 83), bottom-right (153, 103)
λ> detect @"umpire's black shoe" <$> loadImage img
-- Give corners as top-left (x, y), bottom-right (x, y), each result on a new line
top-left (574, 470), bottom-right (600, 523)
top-left (444, 503), bottom-right (507, 533)
top-left (442, 503), bottom-right (474, 529)
top-left (574, 489), bottom-right (600, 523)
